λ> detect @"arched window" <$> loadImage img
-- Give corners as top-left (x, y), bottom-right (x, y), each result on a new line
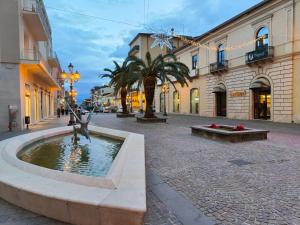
top-left (217, 44), bottom-right (225, 65)
top-left (173, 91), bottom-right (180, 113)
top-left (190, 88), bottom-right (199, 114)
top-left (256, 27), bottom-right (269, 49)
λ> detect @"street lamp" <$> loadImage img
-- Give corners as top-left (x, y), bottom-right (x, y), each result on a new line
top-left (161, 84), bottom-right (168, 116)
top-left (61, 63), bottom-right (80, 125)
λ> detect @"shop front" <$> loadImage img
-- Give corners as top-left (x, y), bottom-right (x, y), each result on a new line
top-left (250, 78), bottom-right (271, 120)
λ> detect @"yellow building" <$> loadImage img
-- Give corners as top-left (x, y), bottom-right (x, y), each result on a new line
top-left (128, 33), bottom-right (187, 112)
top-left (0, 0), bottom-right (61, 131)
top-left (154, 0), bottom-right (300, 123)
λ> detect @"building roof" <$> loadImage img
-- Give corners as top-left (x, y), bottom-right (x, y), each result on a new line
top-left (173, 0), bottom-right (274, 54)
top-left (129, 33), bottom-right (153, 46)
top-left (129, 32), bottom-right (193, 47)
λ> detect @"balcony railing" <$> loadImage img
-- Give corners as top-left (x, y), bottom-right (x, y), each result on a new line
top-left (47, 50), bottom-right (60, 68)
top-left (210, 60), bottom-right (229, 74)
top-left (245, 46), bottom-right (274, 65)
top-left (21, 49), bottom-right (40, 61)
top-left (22, 0), bottom-right (51, 39)
top-left (21, 48), bottom-right (52, 76)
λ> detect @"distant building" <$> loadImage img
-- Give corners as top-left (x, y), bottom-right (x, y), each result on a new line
top-left (0, 0), bottom-right (62, 131)
top-left (128, 33), bottom-right (187, 112)
top-left (90, 85), bottom-right (117, 107)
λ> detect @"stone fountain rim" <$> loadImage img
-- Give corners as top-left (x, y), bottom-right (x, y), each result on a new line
top-left (0, 126), bottom-right (146, 213)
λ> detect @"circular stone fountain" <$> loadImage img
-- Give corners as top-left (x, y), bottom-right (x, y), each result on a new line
top-left (0, 126), bottom-right (146, 225)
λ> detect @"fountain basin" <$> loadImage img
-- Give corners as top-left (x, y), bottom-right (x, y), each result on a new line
top-left (0, 126), bottom-right (146, 225)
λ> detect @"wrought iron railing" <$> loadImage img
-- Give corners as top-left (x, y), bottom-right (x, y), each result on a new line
top-left (210, 60), bottom-right (229, 74)
top-left (245, 46), bottom-right (274, 64)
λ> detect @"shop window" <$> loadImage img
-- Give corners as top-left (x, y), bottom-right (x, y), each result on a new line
top-left (173, 91), bottom-right (180, 113)
top-left (160, 92), bottom-right (165, 113)
top-left (190, 88), bottom-right (199, 114)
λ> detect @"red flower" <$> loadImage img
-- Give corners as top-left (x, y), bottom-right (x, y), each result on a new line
top-left (234, 124), bottom-right (245, 131)
top-left (209, 123), bottom-right (219, 129)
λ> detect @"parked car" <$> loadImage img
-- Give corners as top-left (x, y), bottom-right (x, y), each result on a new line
top-left (103, 106), bottom-right (111, 113)
top-left (117, 107), bottom-right (123, 113)
top-left (111, 106), bottom-right (118, 113)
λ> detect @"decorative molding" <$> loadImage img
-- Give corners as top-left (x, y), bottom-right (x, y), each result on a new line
top-left (214, 35), bottom-right (228, 44)
top-left (251, 14), bottom-right (273, 27)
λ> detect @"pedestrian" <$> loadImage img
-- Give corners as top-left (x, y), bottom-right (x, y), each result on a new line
top-left (57, 108), bottom-right (61, 118)
top-left (65, 108), bottom-right (69, 115)
top-left (61, 108), bottom-right (65, 116)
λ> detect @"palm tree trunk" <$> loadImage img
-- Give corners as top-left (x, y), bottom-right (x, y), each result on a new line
top-left (120, 87), bottom-right (128, 114)
top-left (143, 76), bottom-right (156, 118)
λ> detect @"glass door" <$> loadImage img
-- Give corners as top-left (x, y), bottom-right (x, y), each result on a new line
top-left (254, 89), bottom-right (271, 120)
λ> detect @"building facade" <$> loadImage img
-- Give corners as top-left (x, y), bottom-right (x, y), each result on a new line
top-left (0, 0), bottom-right (61, 132)
top-left (128, 33), bottom-right (187, 112)
top-left (154, 0), bottom-right (300, 123)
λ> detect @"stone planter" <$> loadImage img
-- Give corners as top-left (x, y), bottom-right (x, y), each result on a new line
top-left (116, 113), bottom-right (136, 118)
top-left (191, 125), bottom-right (269, 143)
top-left (136, 117), bottom-right (167, 123)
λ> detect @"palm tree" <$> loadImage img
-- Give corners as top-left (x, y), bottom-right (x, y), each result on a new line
top-left (129, 52), bottom-right (191, 118)
top-left (101, 59), bottom-right (134, 114)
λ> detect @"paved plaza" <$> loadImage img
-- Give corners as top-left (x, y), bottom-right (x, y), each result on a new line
top-left (1, 114), bottom-right (300, 225)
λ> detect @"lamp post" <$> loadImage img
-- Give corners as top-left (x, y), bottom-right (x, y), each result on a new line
top-left (161, 84), bottom-right (168, 116)
top-left (61, 63), bottom-right (80, 126)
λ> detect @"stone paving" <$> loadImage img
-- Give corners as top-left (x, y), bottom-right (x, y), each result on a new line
top-left (1, 114), bottom-right (300, 225)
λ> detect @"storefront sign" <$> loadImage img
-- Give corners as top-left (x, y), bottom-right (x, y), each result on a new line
top-left (230, 90), bottom-right (247, 97)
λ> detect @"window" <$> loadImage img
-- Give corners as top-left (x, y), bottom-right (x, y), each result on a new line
top-left (192, 55), bottom-right (198, 70)
top-left (190, 89), bottom-right (199, 114)
top-left (217, 44), bottom-right (225, 65)
top-left (256, 27), bottom-right (269, 49)
top-left (173, 91), bottom-right (180, 113)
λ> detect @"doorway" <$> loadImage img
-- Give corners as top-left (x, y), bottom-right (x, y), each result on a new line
top-left (250, 78), bottom-right (271, 120)
top-left (216, 92), bottom-right (227, 117)
top-left (253, 89), bottom-right (271, 120)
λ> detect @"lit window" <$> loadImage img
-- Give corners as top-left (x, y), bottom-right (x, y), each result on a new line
top-left (256, 27), bottom-right (269, 49)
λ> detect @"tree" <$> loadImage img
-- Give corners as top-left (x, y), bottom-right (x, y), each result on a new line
top-left (129, 52), bottom-right (191, 118)
top-left (101, 59), bottom-right (134, 114)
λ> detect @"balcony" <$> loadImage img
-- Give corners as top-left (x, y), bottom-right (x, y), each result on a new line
top-left (246, 46), bottom-right (274, 65)
top-left (20, 49), bottom-right (60, 89)
top-left (48, 51), bottom-right (60, 68)
top-left (128, 45), bottom-right (140, 56)
top-left (210, 60), bottom-right (229, 74)
top-left (22, 0), bottom-right (51, 41)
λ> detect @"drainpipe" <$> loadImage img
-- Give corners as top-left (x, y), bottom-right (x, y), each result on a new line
top-left (292, 0), bottom-right (296, 123)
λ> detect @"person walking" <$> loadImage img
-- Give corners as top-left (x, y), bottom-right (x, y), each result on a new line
top-left (57, 107), bottom-right (61, 118)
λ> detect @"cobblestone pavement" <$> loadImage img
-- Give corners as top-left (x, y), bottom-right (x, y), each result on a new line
top-left (91, 114), bottom-right (300, 225)
top-left (1, 114), bottom-right (300, 225)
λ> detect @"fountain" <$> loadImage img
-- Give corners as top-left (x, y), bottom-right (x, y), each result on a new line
top-left (0, 104), bottom-right (146, 224)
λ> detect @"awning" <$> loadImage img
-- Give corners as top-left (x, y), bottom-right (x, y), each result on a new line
top-left (212, 84), bottom-right (226, 93)
top-left (249, 78), bottom-right (271, 89)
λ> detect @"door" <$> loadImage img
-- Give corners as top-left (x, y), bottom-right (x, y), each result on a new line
top-left (253, 89), bottom-right (271, 120)
top-left (216, 92), bottom-right (227, 117)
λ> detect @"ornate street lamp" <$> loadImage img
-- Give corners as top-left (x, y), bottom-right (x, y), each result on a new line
top-left (61, 63), bottom-right (80, 125)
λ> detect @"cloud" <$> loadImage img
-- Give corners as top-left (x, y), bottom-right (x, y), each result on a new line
top-left (45, 0), bottom-right (263, 103)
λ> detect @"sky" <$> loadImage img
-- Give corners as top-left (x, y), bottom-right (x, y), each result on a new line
top-left (44, 0), bottom-right (263, 103)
